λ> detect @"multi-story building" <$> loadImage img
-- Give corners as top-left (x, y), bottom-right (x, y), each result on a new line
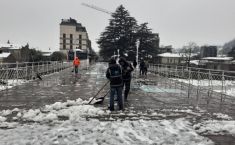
top-left (200, 46), bottom-right (217, 58)
top-left (0, 43), bottom-right (23, 63)
top-left (59, 18), bottom-right (91, 58)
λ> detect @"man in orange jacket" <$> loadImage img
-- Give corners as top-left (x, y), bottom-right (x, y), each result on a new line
top-left (73, 57), bottom-right (80, 74)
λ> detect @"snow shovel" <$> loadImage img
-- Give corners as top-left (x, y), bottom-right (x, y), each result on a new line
top-left (36, 73), bottom-right (42, 80)
top-left (93, 90), bottom-right (110, 104)
top-left (88, 81), bottom-right (109, 105)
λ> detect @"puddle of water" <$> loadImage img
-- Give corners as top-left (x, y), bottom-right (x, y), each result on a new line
top-left (140, 85), bottom-right (185, 93)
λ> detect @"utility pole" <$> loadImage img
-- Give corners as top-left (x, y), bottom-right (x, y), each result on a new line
top-left (136, 39), bottom-right (140, 69)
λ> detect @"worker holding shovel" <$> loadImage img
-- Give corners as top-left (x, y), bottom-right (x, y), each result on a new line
top-left (106, 58), bottom-right (123, 111)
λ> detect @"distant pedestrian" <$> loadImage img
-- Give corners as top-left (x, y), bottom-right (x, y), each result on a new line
top-left (118, 57), bottom-right (134, 101)
top-left (133, 59), bottom-right (137, 69)
top-left (106, 58), bottom-right (123, 111)
top-left (73, 57), bottom-right (80, 74)
top-left (139, 59), bottom-right (146, 76)
top-left (143, 60), bottom-right (148, 76)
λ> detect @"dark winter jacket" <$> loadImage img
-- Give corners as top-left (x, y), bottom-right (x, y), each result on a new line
top-left (133, 60), bottom-right (137, 68)
top-left (139, 61), bottom-right (146, 69)
top-left (106, 64), bottom-right (123, 87)
top-left (119, 58), bottom-right (134, 81)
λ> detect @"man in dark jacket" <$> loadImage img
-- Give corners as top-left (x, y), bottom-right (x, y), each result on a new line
top-left (133, 59), bottom-right (137, 69)
top-left (118, 57), bottom-right (134, 101)
top-left (106, 58), bottom-right (123, 111)
top-left (139, 59), bottom-right (146, 76)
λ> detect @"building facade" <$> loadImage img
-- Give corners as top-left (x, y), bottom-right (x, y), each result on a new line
top-left (157, 53), bottom-right (186, 65)
top-left (200, 46), bottom-right (217, 58)
top-left (59, 18), bottom-right (91, 55)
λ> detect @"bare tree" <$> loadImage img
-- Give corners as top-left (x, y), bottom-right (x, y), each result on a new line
top-left (182, 42), bottom-right (198, 67)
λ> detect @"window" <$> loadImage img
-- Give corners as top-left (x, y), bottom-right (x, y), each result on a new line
top-left (63, 44), bottom-right (66, 50)
top-left (63, 33), bottom-right (66, 38)
top-left (70, 45), bottom-right (73, 50)
top-left (79, 34), bottom-right (82, 39)
top-left (70, 34), bottom-right (73, 39)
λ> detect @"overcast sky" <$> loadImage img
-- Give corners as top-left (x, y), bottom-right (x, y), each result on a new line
top-left (0, 0), bottom-right (235, 52)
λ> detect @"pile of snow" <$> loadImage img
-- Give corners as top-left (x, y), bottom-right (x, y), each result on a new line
top-left (194, 120), bottom-right (235, 135)
top-left (1, 98), bottom-right (235, 144)
top-left (213, 113), bottom-right (233, 120)
top-left (0, 79), bottom-right (27, 91)
top-left (0, 118), bottom-right (213, 145)
top-left (14, 98), bottom-right (108, 123)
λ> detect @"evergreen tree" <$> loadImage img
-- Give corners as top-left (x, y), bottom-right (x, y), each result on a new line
top-left (228, 47), bottom-right (235, 59)
top-left (136, 23), bottom-right (159, 62)
top-left (29, 49), bottom-right (43, 62)
top-left (20, 44), bottom-right (30, 62)
top-left (97, 5), bottom-right (138, 61)
top-left (51, 51), bottom-right (66, 61)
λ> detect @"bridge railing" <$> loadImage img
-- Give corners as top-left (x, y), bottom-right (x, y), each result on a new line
top-left (148, 63), bottom-right (235, 115)
top-left (0, 61), bottom-right (79, 91)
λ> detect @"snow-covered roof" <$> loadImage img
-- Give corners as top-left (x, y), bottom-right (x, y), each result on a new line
top-left (0, 44), bottom-right (22, 50)
top-left (202, 57), bottom-right (233, 61)
top-left (42, 52), bottom-right (53, 57)
top-left (190, 60), bottom-right (200, 65)
top-left (0, 52), bottom-right (10, 58)
top-left (74, 48), bottom-right (83, 52)
top-left (157, 53), bottom-right (185, 58)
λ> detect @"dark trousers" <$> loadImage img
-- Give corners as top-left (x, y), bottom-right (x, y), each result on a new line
top-left (110, 87), bottom-right (123, 111)
top-left (123, 80), bottom-right (131, 100)
top-left (74, 66), bottom-right (78, 74)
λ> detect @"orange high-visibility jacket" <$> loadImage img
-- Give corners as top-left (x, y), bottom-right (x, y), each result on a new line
top-left (73, 57), bottom-right (80, 66)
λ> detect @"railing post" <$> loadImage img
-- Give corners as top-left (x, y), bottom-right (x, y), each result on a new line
top-left (6, 65), bottom-right (9, 89)
top-left (31, 64), bottom-right (34, 80)
top-left (188, 68), bottom-right (191, 99)
top-left (221, 71), bottom-right (225, 104)
top-left (25, 63), bottom-right (28, 80)
top-left (47, 61), bottom-right (49, 74)
top-left (196, 70), bottom-right (200, 107)
top-left (16, 61), bottom-right (19, 82)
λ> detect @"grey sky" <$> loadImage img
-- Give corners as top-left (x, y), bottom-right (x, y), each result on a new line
top-left (0, 0), bottom-right (235, 52)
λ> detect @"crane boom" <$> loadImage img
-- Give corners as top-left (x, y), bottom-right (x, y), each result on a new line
top-left (81, 3), bottom-right (112, 15)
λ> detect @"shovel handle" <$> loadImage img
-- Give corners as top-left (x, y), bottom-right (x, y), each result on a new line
top-left (88, 81), bottom-right (109, 104)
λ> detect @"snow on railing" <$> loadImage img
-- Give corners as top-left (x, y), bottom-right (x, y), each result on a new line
top-left (0, 61), bottom-right (75, 91)
top-left (148, 63), bottom-right (235, 114)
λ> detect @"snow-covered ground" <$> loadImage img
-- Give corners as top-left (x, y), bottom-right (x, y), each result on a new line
top-left (172, 78), bottom-right (235, 97)
top-left (0, 98), bottom-right (234, 145)
top-left (172, 78), bottom-right (235, 87)
top-left (0, 79), bottom-right (27, 91)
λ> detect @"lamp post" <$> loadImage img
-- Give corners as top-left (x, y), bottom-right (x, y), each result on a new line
top-left (136, 39), bottom-right (140, 69)
top-left (117, 49), bottom-right (120, 62)
top-left (87, 47), bottom-right (89, 70)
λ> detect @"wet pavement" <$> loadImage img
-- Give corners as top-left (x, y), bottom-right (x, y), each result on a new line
top-left (0, 62), bottom-right (234, 116)
top-left (0, 63), bottom-right (108, 110)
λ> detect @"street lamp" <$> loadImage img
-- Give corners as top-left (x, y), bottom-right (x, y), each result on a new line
top-left (136, 39), bottom-right (140, 69)
top-left (86, 47), bottom-right (89, 70)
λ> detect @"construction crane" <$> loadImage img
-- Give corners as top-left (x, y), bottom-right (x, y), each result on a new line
top-left (81, 3), bottom-right (112, 15)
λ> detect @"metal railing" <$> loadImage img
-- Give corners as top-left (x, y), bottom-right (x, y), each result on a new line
top-left (147, 64), bottom-right (235, 115)
top-left (0, 61), bottom-right (85, 91)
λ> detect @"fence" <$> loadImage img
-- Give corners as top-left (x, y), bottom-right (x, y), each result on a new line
top-left (147, 64), bottom-right (235, 115)
top-left (0, 60), bottom-right (87, 91)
